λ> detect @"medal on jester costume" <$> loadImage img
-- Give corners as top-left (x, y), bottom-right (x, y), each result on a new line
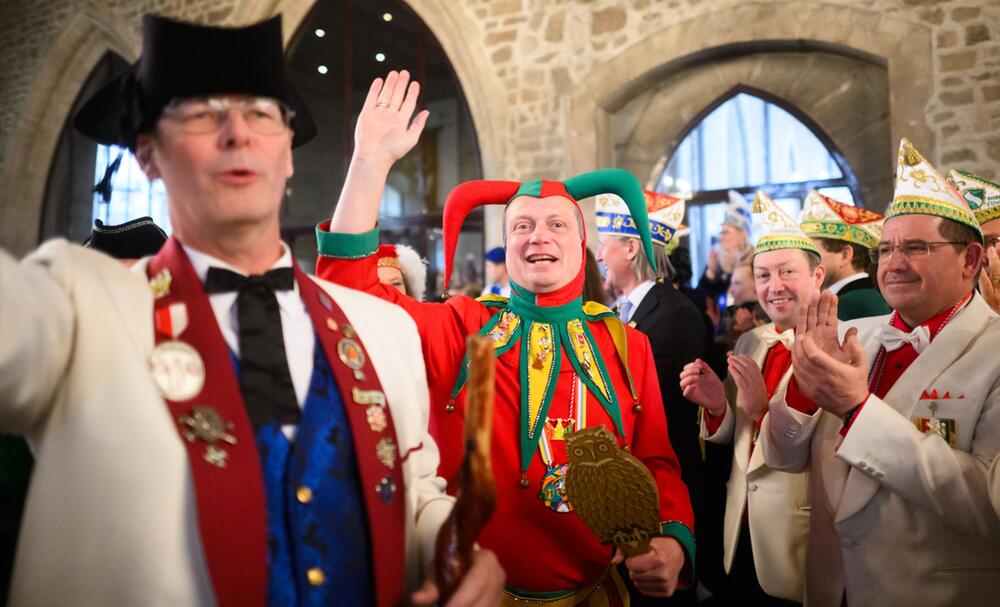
top-left (439, 169), bottom-right (656, 498)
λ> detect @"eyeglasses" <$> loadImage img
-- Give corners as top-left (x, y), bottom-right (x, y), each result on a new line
top-left (868, 240), bottom-right (969, 264)
top-left (161, 97), bottom-right (295, 135)
top-left (985, 235), bottom-right (1000, 249)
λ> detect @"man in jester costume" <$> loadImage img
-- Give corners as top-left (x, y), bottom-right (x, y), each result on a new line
top-left (317, 70), bottom-right (695, 604)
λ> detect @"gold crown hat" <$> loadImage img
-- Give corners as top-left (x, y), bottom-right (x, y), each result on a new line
top-left (949, 169), bottom-right (1000, 227)
top-left (752, 190), bottom-right (820, 257)
top-left (595, 190), bottom-right (687, 249)
top-left (887, 139), bottom-right (982, 240)
top-left (799, 190), bottom-right (884, 249)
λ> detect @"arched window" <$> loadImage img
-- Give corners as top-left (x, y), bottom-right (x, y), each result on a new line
top-left (92, 145), bottom-right (170, 232)
top-left (656, 89), bottom-right (858, 284)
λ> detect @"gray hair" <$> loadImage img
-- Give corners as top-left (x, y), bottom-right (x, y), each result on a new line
top-left (619, 236), bottom-right (672, 283)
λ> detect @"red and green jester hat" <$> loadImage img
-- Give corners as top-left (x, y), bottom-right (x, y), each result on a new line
top-left (315, 168), bottom-right (695, 594)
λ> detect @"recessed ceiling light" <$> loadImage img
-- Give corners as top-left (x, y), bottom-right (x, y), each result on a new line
top-left (314, 28), bottom-right (325, 38)
top-left (317, 65), bottom-right (328, 75)
top-left (375, 53), bottom-right (386, 63)
top-left (382, 13), bottom-right (393, 22)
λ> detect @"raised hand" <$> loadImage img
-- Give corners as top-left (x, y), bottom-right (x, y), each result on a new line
top-left (679, 359), bottom-right (726, 417)
top-left (796, 290), bottom-right (848, 363)
top-left (791, 324), bottom-right (869, 417)
top-left (353, 70), bottom-right (429, 168)
top-left (330, 71), bottom-right (430, 233)
top-left (728, 353), bottom-right (768, 422)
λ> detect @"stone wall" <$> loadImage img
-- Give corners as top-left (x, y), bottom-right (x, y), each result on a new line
top-left (1, 0), bottom-right (998, 253)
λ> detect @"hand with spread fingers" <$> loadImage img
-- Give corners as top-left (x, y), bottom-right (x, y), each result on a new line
top-left (728, 353), bottom-right (769, 422)
top-left (411, 549), bottom-right (505, 607)
top-left (679, 358), bottom-right (726, 417)
top-left (331, 70), bottom-right (430, 234)
top-left (978, 245), bottom-right (1000, 315)
top-left (611, 537), bottom-right (686, 598)
top-left (790, 291), bottom-right (869, 417)
top-left (353, 70), bottom-right (429, 169)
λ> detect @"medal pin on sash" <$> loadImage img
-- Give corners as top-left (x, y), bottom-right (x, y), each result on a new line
top-left (150, 302), bottom-right (206, 401)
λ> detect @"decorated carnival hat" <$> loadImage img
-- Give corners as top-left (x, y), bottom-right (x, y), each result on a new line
top-left (376, 243), bottom-right (428, 301)
top-left (887, 139), bottom-right (981, 240)
top-left (595, 189), bottom-right (687, 250)
top-left (949, 169), bottom-right (1000, 227)
top-left (798, 190), bottom-right (883, 249)
top-left (73, 14), bottom-right (316, 148)
top-left (441, 168), bottom-right (655, 306)
top-left (664, 223), bottom-right (689, 255)
top-left (723, 190), bottom-right (753, 235)
top-left (752, 190), bottom-right (820, 257)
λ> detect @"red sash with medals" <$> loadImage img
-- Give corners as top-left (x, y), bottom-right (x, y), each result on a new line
top-left (295, 267), bottom-right (407, 607)
top-left (146, 238), bottom-right (268, 607)
top-left (146, 237), bottom-right (407, 607)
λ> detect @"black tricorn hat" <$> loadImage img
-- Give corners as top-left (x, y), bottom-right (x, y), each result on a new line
top-left (83, 217), bottom-right (168, 259)
top-left (73, 14), bottom-right (316, 149)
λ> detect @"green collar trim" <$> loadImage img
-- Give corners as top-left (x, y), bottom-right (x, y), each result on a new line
top-left (509, 281), bottom-right (584, 324)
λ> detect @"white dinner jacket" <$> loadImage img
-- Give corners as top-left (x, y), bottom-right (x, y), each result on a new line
top-left (699, 324), bottom-right (809, 602)
top-left (0, 240), bottom-right (453, 606)
top-left (761, 295), bottom-right (1000, 607)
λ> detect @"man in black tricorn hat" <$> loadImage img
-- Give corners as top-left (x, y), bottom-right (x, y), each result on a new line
top-left (0, 13), bottom-right (502, 607)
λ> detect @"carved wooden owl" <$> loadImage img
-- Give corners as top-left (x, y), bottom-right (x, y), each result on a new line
top-left (565, 426), bottom-right (660, 557)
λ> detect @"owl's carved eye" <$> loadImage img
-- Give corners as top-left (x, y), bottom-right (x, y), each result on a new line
top-left (573, 448), bottom-right (585, 457)
top-left (598, 444), bottom-right (609, 453)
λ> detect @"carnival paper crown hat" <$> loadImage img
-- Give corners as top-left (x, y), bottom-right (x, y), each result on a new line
top-left (887, 139), bottom-right (982, 240)
top-left (949, 169), bottom-right (1000, 227)
top-left (723, 190), bottom-right (753, 235)
top-left (595, 189), bottom-right (687, 249)
top-left (442, 168), bottom-right (656, 306)
top-left (753, 190), bottom-right (820, 257)
top-left (799, 190), bottom-right (883, 249)
top-left (664, 223), bottom-right (689, 255)
top-left (73, 14), bottom-right (316, 148)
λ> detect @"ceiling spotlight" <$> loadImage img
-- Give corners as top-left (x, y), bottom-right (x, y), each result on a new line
top-left (314, 28), bottom-right (325, 38)
top-left (375, 52), bottom-right (386, 63)
top-left (317, 65), bottom-right (328, 75)
top-left (382, 13), bottom-right (393, 22)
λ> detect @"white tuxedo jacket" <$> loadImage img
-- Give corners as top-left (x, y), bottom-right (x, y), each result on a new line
top-left (761, 295), bottom-right (1000, 607)
top-left (699, 324), bottom-right (809, 602)
top-left (0, 240), bottom-right (453, 606)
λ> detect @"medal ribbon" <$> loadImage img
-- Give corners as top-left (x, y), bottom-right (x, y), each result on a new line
top-left (538, 376), bottom-right (587, 467)
top-left (147, 237), bottom-right (268, 607)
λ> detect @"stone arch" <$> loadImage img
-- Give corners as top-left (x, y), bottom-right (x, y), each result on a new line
top-left (566, 0), bottom-right (933, 203)
top-left (0, 10), bottom-right (138, 254)
top-left (614, 48), bottom-right (890, 207)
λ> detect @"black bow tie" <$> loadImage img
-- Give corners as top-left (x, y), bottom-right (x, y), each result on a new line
top-left (203, 265), bottom-right (300, 428)
top-left (204, 266), bottom-right (295, 294)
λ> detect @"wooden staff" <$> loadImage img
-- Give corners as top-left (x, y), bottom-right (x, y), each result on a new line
top-left (433, 335), bottom-right (497, 601)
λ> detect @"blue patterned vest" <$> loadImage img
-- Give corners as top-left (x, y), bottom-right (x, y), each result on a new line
top-left (232, 343), bottom-right (374, 606)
